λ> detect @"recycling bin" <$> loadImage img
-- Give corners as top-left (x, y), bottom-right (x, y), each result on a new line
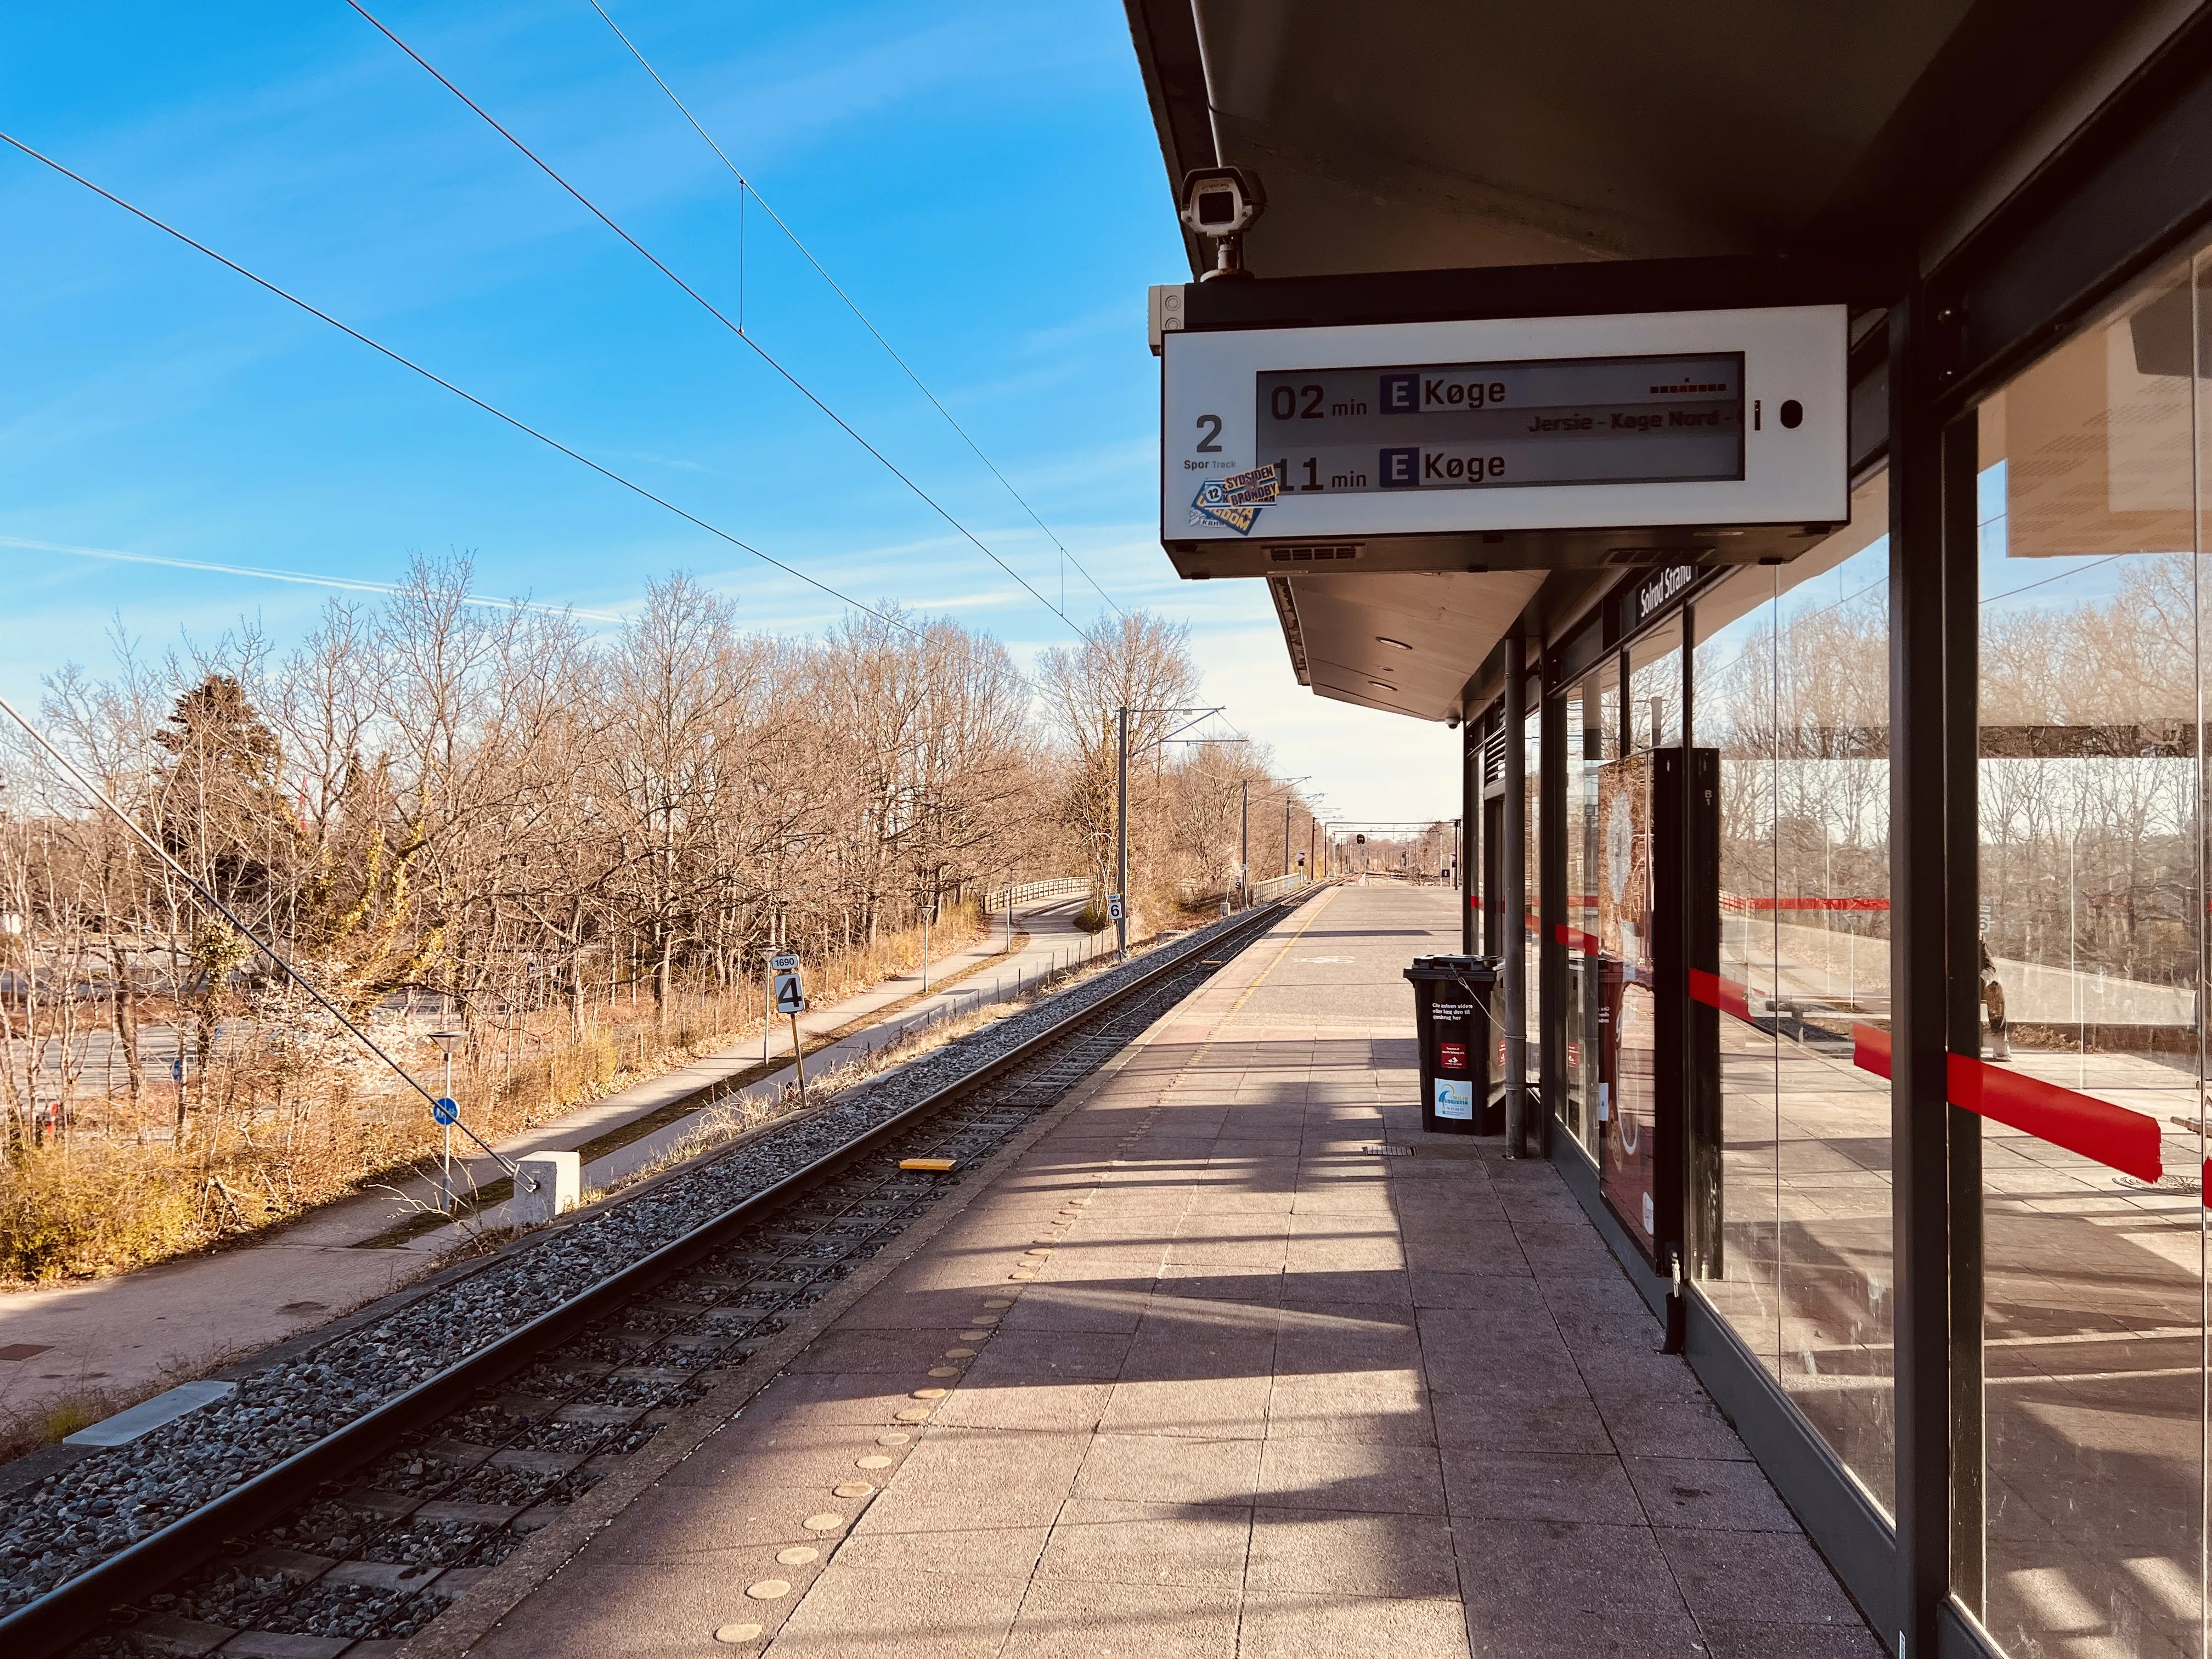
top-left (1403, 955), bottom-right (1503, 1135)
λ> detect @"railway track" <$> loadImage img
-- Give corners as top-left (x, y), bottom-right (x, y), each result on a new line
top-left (0, 892), bottom-right (1313, 1659)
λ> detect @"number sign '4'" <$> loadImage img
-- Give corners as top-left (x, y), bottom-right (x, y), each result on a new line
top-left (771, 967), bottom-right (806, 1015)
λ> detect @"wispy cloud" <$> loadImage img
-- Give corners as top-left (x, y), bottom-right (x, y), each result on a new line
top-left (4, 534), bottom-right (630, 622)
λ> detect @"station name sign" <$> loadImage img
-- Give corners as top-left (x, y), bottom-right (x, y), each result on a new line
top-left (1608, 562), bottom-right (1708, 646)
top-left (1160, 304), bottom-right (1846, 563)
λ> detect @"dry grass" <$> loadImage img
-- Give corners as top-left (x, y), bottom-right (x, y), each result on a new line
top-left (0, 1369), bottom-right (162, 1463)
top-left (0, 909), bottom-right (990, 1285)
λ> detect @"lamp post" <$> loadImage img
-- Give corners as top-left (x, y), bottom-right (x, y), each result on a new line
top-left (1110, 705), bottom-right (1239, 955)
top-left (1233, 777), bottom-right (1264, 904)
top-left (428, 1029), bottom-right (462, 1214)
top-left (1271, 777), bottom-right (1311, 881)
top-left (1116, 705), bottom-right (1130, 960)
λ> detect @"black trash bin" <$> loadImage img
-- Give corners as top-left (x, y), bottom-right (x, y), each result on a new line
top-left (1403, 955), bottom-right (1503, 1135)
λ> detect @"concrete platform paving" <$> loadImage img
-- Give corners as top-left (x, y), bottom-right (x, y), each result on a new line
top-left (450, 885), bottom-right (1879, 1659)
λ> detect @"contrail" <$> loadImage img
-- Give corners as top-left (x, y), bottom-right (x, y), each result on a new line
top-left (5, 533), bottom-right (630, 622)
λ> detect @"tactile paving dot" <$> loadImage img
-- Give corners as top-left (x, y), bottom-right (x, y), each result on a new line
top-left (894, 1407), bottom-right (932, 1423)
top-left (958, 1330), bottom-right (989, 1341)
top-left (927, 1366), bottom-right (960, 1378)
top-left (776, 1547), bottom-right (820, 1566)
top-left (802, 1513), bottom-right (848, 1532)
top-left (714, 1623), bottom-right (764, 1644)
top-left (911, 1387), bottom-right (949, 1399)
top-left (877, 1431), bottom-right (912, 1446)
top-left (855, 1454), bottom-right (894, 1470)
top-left (1023, 1248), bottom-right (1051, 1257)
top-left (744, 1579), bottom-right (791, 1601)
top-left (945, 1348), bottom-right (977, 1358)
top-left (832, 1482), bottom-right (876, 1498)
top-left (983, 1299), bottom-right (1014, 1309)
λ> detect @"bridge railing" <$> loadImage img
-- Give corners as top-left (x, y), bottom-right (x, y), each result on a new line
top-left (983, 877), bottom-right (1093, 915)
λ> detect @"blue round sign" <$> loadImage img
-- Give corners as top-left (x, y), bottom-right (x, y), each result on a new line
top-left (431, 1096), bottom-right (459, 1126)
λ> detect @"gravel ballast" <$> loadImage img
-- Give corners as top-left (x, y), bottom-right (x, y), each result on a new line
top-left (0, 905), bottom-right (1282, 1617)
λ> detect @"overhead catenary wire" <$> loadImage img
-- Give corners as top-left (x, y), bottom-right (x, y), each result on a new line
top-left (582, 0), bottom-right (1124, 619)
top-left (0, 128), bottom-right (917, 640)
top-left (0, 690), bottom-right (539, 1190)
top-left (344, 0), bottom-right (1092, 638)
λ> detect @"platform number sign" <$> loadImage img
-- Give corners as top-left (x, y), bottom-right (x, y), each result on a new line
top-left (1107, 894), bottom-right (1125, 921)
top-left (769, 952), bottom-right (806, 1015)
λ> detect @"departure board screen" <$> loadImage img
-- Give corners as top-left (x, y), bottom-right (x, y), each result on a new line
top-left (1252, 352), bottom-right (1743, 496)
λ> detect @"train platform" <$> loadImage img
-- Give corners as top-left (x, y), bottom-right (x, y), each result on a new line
top-left (436, 884), bottom-right (1877, 1659)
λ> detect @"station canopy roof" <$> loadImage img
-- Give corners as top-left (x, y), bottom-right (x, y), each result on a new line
top-left (1124, 0), bottom-right (2192, 721)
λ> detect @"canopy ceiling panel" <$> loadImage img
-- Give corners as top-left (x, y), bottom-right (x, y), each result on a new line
top-left (1147, 0), bottom-right (1976, 277)
top-left (1271, 568), bottom-right (1545, 722)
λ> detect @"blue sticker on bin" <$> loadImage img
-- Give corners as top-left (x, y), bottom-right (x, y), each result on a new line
top-left (1433, 1079), bottom-right (1474, 1120)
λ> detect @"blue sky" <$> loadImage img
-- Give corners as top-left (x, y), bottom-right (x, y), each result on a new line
top-left (0, 0), bottom-right (1460, 823)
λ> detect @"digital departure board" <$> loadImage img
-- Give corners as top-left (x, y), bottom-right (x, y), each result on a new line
top-left (1158, 304), bottom-right (1846, 563)
top-left (1252, 353), bottom-right (1743, 496)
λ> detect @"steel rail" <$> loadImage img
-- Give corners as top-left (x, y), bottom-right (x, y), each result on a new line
top-left (0, 891), bottom-right (1316, 1658)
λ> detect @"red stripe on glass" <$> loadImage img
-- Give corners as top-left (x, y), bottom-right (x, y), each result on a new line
top-left (1687, 968), bottom-right (1751, 1022)
top-left (1720, 896), bottom-right (1891, 912)
top-left (1852, 1025), bottom-right (1892, 1079)
top-left (1945, 1053), bottom-right (2162, 1184)
top-left (1847, 1025), bottom-right (2161, 1181)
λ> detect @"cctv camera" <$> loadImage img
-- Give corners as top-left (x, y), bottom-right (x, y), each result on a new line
top-left (1181, 166), bottom-right (1263, 237)
top-left (1445, 716), bottom-right (1460, 730)
top-left (1179, 166), bottom-right (1265, 280)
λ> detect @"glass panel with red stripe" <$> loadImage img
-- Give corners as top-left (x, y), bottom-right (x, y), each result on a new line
top-left (1688, 472), bottom-right (1898, 1516)
top-left (1966, 251), bottom-right (2205, 1658)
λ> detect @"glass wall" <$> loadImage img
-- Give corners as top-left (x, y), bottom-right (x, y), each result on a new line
top-left (1968, 249), bottom-right (2205, 1659)
top-left (1526, 675), bottom-right (1543, 1095)
top-left (1685, 476), bottom-right (1898, 1514)
top-left (1692, 569), bottom-right (1782, 1374)
top-left (1562, 659), bottom-right (1622, 1165)
top-left (1562, 680), bottom-right (1595, 1150)
top-left (1590, 616), bottom-right (1685, 1254)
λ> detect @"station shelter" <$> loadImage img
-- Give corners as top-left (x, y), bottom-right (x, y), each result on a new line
top-left (1128, 5), bottom-right (2212, 1656)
